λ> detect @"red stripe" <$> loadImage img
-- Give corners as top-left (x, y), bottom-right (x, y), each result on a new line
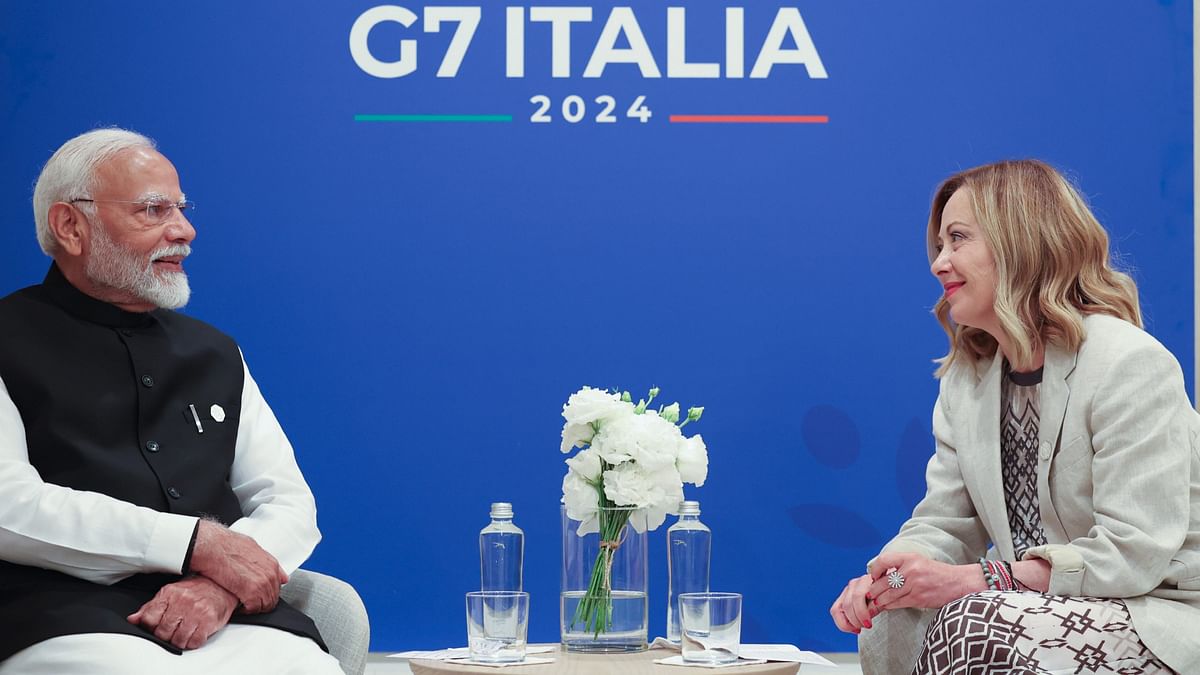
top-left (669, 115), bottom-right (829, 124)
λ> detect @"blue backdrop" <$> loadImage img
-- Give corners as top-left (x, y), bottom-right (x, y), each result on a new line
top-left (0, 1), bottom-right (1193, 653)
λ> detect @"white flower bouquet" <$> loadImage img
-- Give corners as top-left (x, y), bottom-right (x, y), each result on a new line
top-left (560, 386), bottom-right (708, 637)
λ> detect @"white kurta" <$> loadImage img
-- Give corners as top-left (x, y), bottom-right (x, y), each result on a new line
top-left (2, 625), bottom-right (342, 674)
top-left (0, 355), bottom-right (335, 673)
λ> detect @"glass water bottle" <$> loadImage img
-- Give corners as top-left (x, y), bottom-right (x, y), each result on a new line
top-left (480, 502), bottom-right (524, 591)
top-left (666, 500), bottom-right (711, 642)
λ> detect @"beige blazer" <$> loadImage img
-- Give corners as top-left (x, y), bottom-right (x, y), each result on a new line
top-left (883, 313), bottom-right (1200, 672)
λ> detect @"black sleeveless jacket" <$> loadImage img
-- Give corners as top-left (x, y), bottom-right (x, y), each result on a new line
top-left (0, 264), bottom-right (325, 659)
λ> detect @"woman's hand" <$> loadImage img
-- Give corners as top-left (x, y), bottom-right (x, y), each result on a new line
top-left (867, 552), bottom-right (985, 611)
top-left (1012, 558), bottom-right (1051, 592)
top-left (830, 573), bottom-right (877, 634)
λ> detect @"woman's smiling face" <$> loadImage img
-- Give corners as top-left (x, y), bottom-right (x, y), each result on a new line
top-left (930, 188), bottom-right (998, 334)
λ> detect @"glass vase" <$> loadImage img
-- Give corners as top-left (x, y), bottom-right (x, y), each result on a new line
top-left (560, 505), bottom-right (649, 652)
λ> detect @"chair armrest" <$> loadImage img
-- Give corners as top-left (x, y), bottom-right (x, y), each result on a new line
top-left (282, 568), bottom-right (370, 675)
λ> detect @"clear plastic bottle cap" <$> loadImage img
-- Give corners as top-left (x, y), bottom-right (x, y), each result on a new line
top-left (678, 500), bottom-right (700, 515)
top-left (490, 502), bottom-right (514, 519)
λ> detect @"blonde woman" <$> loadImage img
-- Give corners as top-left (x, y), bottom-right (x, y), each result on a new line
top-left (831, 160), bottom-right (1200, 674)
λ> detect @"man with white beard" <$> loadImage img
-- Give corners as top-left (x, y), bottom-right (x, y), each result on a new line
top-left (0, 129), bottom-right (343, 673)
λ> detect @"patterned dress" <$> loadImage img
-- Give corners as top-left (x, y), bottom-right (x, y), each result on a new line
top-left (911, 364), bottom-right (1174, 675)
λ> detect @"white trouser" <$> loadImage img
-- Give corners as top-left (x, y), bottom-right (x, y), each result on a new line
top-left (0, 624), bottom-right (343, 675)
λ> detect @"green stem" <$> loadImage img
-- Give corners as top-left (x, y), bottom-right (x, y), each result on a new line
top-left (570, 507), bottom-right (632, 637)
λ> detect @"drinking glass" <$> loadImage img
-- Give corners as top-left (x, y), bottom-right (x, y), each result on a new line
top-left (678, 592), bottom-right (742, 664)
top-left (465, 591), bottom-right (529, 662)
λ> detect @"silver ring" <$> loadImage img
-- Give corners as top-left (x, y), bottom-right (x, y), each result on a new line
top-left (887, 569), bottom-right (906, 589)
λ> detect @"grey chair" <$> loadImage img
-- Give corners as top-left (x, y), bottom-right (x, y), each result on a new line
top-left (282, 569), bottom-right (370, 675)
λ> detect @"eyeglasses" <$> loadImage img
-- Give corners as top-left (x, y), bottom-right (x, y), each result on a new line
top-left (70, 198), bottom-right (195, 226)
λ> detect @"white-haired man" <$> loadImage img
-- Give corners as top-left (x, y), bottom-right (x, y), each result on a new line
top-left (0, 129), bottom-right (343, 673)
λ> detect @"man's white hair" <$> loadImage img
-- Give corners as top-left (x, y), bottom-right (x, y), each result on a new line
top-left (32, 128), bottom-right (156, 256)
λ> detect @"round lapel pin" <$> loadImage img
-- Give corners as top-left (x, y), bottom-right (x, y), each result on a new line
top-left (210, 404), bottom-right (226, 423)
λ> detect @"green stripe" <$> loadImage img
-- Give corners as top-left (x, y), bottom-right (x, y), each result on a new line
top-left (354, 114), bottom-right (512, 123)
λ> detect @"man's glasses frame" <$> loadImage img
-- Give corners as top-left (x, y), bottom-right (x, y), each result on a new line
top-left (70, 198), bottom-right (195, 226)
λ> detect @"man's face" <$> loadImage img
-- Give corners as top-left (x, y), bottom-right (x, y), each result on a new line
top-left (82, 148), bottom-right (196, 310)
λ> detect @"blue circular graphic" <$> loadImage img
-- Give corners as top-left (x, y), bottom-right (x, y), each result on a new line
top-left (801, 404), bottom-right (860, 468)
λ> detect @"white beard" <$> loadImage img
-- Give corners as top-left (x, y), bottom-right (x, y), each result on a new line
top-left (86, 221), bottom-right (192, 310)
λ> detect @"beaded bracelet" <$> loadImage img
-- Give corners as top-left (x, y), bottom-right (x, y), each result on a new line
top-left (978, 557), bottom-right (999, 590)
top-left (992, 560), bottom-right (1014, 590)
top-left (1002, 561), bottom-right (1031, 591)
top-left (977, 558), bottom-right (1017, 591)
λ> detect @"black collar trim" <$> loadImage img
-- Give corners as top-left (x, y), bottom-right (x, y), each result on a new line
top-left (1005, 363), bottom-right (1044, 386)
top-left (41, 264), bottom-right (157, 330)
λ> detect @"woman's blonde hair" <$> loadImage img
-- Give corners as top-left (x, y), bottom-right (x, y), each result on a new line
top-left (928, 159), bottom-right (1141, 376)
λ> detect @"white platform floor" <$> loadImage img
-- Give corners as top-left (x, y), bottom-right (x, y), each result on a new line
top-left (365, 652), bottom-right (864, 674)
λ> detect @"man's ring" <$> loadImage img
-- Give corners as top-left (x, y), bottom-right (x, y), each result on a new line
top-left (887, 569), bottom-right (906, 590)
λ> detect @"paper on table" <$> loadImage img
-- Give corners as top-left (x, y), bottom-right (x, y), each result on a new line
top-left (389, 646), bottom-right (557, 660)
top-left (650, 637), bottom-right (681, 650)
top-left (654, 655), bottom-right (769, 668)
top-left (387, 648), bottom-right (469, 660)
top-left (737, 645), bottom-right (835, 666)
top-left (650, 640), bottom-right (835, 666)
top-left (444, 656), bottom-right (556, 667)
